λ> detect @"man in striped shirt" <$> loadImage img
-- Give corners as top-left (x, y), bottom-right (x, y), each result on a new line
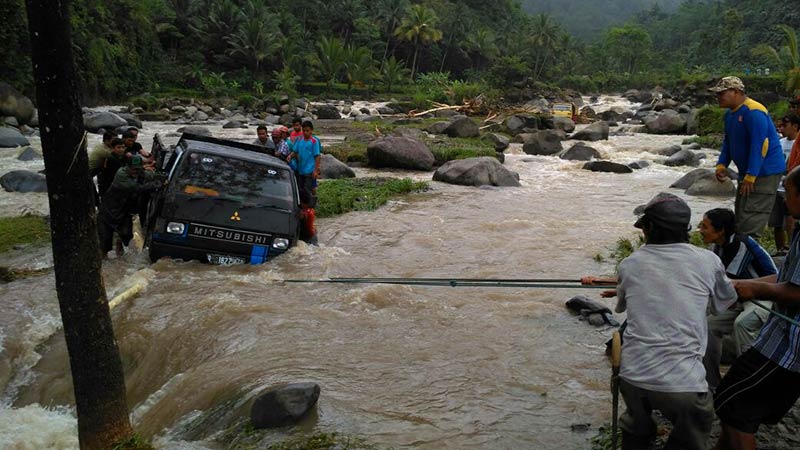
top-left (713, 166), bottom-right (800, 450)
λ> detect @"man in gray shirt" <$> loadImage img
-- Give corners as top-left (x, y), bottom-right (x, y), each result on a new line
top-left (253, 125), bottom-right (276, 155)
top-left (615, 193), bottom-right (738, 450)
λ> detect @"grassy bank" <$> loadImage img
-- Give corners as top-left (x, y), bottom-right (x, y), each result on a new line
top-left (0, 215), bottom-right (50, 254)
top-left (316, 178), bottom-right (428, 218)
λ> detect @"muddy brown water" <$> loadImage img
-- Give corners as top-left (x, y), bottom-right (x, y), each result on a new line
top-left (0, 101), bottom-right (731, 449)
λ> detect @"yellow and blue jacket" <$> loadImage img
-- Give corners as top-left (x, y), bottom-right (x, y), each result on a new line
top-left (715, 98), bottom-right (785, 182)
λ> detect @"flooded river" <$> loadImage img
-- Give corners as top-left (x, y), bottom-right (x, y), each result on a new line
top-left (0, 98), bottom-right (730, 449)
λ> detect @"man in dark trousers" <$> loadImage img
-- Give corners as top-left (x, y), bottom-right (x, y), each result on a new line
top-left (97, 155), bottom-right (163, 258)
top-left (713, 166), bottom-right (800, 450)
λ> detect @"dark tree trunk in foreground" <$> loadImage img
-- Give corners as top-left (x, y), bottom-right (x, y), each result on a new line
top-left (25, 1), bottom-right (133, 449)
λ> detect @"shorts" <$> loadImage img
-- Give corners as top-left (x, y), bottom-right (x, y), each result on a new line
top-left (768, 192), bottom-right (788, 228)
top-left (735, 174), bottom-right (782, 236)
top-left (714, 348), bottom-right (800, 433)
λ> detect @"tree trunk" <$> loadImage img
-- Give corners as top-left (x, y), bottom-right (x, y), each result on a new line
top-left (24, 1), bottom-right (134, 449)
top-left (411, 39), bottom-right (420, 79)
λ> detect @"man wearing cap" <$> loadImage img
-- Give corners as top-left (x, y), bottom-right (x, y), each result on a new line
top-left (97, 155), bottom-right (164, 258)
top-left (713, 166), bottom-right (800, 450)
top-left (711, 76), bottom-right (786, 237)
top-left (615, 192), bottom-right (738, 450)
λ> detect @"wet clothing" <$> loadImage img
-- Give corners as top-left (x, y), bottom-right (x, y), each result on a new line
top-left (97, 168), bottom-right (163, 253)
top-left (620, 379), bottom-right (714, 450)
top-left (299, 207), bottom-right (316, 242)
top-left (88, 142), bottom-right (112, 175)
top-left (97, 152), bottom-right (129, 197)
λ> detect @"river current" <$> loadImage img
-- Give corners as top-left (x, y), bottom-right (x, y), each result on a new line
top-left (0, 97), bottom-right (731, 449)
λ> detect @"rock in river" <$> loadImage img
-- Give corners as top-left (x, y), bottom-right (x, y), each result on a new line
top-left (1, 170), bottom-right (47, 192)
top-left (433, 157), bottom-right (520, 187)
top-left (251, 382), bottom-right (321, 429)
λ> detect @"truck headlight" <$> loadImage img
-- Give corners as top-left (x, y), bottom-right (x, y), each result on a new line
top-left (272, 238), bottom-right (289, 250)
top-left (166, 222), bottom-right (185, 234)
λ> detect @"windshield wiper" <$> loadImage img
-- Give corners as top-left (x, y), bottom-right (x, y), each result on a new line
top-left (240, 202), bottom-right (291, 212)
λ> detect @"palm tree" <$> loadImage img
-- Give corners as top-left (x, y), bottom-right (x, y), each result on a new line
top-left (313, 36), bottom-right (346, 91)
top-left (344, 45), bottom-right (377, 92)
top-left (436, 8), bottom-right (469, 72)
top-left (325, 0), bottom-right (366, 43)
top-left (393, 4), bottom-right (443, 79)
top-left (751, 25), bottom-right (800, 96)
top-left (381, 56), bottom-right (410, 92)
top-left (372, 0), bottom-right (410, 68)
top-left (226, 17), bottom-right (282, 72)
top-left (528, 14), bottom-right (560, 80)
top-left (467, 28), bottom-right (499, 70)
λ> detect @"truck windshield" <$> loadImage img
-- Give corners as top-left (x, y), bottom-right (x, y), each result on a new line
top-left (173, 152), bottom-right (294, 209)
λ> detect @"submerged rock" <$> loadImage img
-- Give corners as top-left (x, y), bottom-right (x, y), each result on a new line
top-left (16, 147), bottom-right (41, 161)
top-left (663, 149), bottom-right (701, 167)
top-left (0, 127), bottom-right (30, 148)
top-left (522, 130), bottom-right (564, 156)
top-left (176, 125), bottom-right (212, 137)
top-left (251, 382), bottom-right (321, 429)
top-left (582, 161), bottom-right (633, 174)
top-left (561, 143), bottom-right (601, 161)
top-left (1, 170), bottom-right (47, 192)
top-left (481, 133), bottom-right (510, 151)
top-left (433, 157), bottom-right (520, 187)
top-left (571, 121), bottom-right (609, 141)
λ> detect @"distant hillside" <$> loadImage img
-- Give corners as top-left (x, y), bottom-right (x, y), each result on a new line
top-left (520, 0), bottom-right (685, 40)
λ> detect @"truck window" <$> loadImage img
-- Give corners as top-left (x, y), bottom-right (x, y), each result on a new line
top-left (174, 152), bottom-right (294, 209)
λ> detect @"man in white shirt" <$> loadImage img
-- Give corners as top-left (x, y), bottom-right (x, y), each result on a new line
top-left (615, 193), bottom-right (738, 450)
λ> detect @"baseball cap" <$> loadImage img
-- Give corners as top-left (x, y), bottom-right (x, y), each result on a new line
top-left (633, 192), bottom-right (691, 231)
top-left (130, 155), bottom-right (143, 167)
top-left (271, 128), bottom-right (282, 137)
top-left (709, 76), bottom-right (745, 93)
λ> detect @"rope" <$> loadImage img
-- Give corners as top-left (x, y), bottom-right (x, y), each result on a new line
top-left (749, 300), bottom-right (800, 328)
top-left (282, 277), bottom-right (610, 289)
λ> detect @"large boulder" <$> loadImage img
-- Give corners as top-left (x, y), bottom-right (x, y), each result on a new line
top-left (16, 147), bottom-right (41, 161)
top-left (670, 168), bottom-right (714, 189)
top-left (314, 104), bottom-right (341, 120)
top-left (117, 113), bottom-right (142, 129)
top-left (686, 176), bottom-right (736, 197)
top-left (392, 127), bottom-right (426, 141)
top-left (83, 111), bottom-right (128, 133)
top-left (251, 383), bottom-right (321, 429)
top-left (504, 114), bottom-right (539, 135)
top-left (0, 82), bottom-right (35, 125)
top-left (444, 116), bottom-right (480, 138)
top-left (481, 133), bottom-right (510, 151)
top-left (222, 120), bottom-right (245, 129)
top-left (367, 136), bottom-right (435, 170)
top-left (320, 153), bottom-right (355, 179)
top-left (561, 143), bottom-right (601, 161)
top-left (656, 145), bottom-right (682, 157)
top-left (425, 121), bottom-right (451, 134)
top-left (663, 149), bottom-right (701, 167)
top-left (433, 157), bottom-right (520, 187)
top-left (571, 121), bottom-right (609, 141)
top-left (176, 125), bottom-right (212, 137)
top-left (0, 126), bottom-right (30, 148)
top-left (1, 170), bottom-right (47, 192)
top-left (552, 116), bottom-right (576, 133)
top-left (644, 110), bottom-right (687, 134)
top-left (582, 161), bottom-right (633, 174)
top-left (522, 130), bottom-right (564, 156)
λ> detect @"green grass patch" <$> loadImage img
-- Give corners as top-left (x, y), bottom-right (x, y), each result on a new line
top-left (769, 100), bottom-right (790, 121)
top-left (111, 434), bottom-right (155, 450)
top-left (426, 137), bottom-right (498, 165)
top-left (590, 424), bottom-right (622, 450)
top-left (324, 141), bottom-right (368, 164)
top-left (316, 177), bottom-right (428, 218)
top-left (0, 216), bottom-right (50, 254)
top-left (695, 105), bottom-right (725, 136)
top-left (682, 134), bottom-right (723, 149)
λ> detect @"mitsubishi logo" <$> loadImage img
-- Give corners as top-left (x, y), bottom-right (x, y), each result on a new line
top-left (230, 211), bottom-right (241, 221)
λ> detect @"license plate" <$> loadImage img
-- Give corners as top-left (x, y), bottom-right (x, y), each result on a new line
top-left (207, 254), bottom-right (247, 265)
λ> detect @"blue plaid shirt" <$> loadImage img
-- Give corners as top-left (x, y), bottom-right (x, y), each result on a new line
top-left (753, 229), bottom-right (800, 372)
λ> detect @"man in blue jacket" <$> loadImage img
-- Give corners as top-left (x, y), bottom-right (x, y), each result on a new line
top-left (712, 76), bottom-right (786, 237)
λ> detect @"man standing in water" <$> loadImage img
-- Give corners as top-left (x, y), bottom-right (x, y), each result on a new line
top-left (614, 193), bottom-right (738, 450)
top-left (713, 167), bottom-right (800, 450)
top-left (712, 76), bottom-right (786, 237)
